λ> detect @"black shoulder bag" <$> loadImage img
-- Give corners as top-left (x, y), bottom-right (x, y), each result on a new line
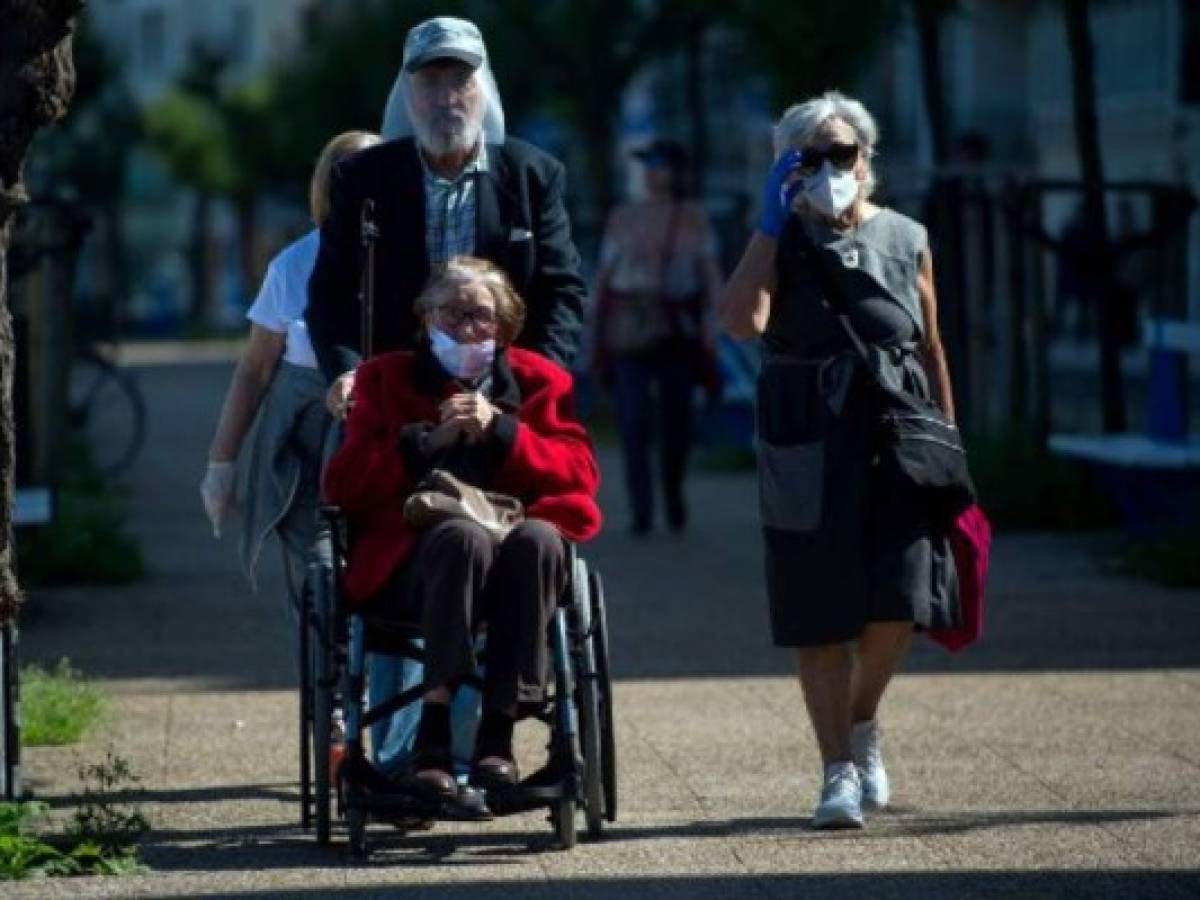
top-left (800, 229), bottom-right (976, 524)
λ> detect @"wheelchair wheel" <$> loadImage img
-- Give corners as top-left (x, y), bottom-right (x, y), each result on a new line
top-left (299, 578), bottom-right (314, 831)
top-left (551, 795), bottom-right (577, 850)
top-left (548, 607), bottom-right (579, 850)
top-left (589, 569), bottom-right (617, 823)
top-left (347, 805), bottom-right (368, 858)
top-left (572, 559), bottom-right (604, 839)
top-left (311, 559), bottom-right (336, 845)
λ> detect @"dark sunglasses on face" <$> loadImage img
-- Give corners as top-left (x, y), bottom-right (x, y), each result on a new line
top-left (797, 142), bottom-right (860, 176)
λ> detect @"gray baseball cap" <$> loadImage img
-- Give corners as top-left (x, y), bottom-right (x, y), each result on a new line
top-left (403, 16), bottom-right (485, 72)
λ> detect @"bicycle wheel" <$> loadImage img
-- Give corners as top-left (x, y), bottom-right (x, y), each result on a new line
top-left (67, 351), bottom-right (145, 477)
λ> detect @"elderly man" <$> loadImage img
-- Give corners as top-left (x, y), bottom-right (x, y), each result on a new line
top-left (306, 16), bottom-right (586, 413)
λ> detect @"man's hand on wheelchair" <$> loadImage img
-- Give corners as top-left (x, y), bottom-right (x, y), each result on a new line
top-left (326, 371), bottom-right (356, 419)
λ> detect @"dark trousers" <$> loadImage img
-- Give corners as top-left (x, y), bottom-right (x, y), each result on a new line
top-left (611, 342), bottom-right (695, 529)
top-left (378, 518), bottom-right (566, 712)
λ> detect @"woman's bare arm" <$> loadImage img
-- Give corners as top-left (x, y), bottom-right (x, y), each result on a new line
top-left (916, 250), bottom-right (957, 423)
top-left (717, 232), bottom-right (778, 340)
top-left (208, 325), bottom-right (287, 462)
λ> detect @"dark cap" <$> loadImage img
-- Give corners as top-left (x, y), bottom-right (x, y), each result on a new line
top-left (632, 138), bottom-right (688, 170)
top-left (403, 16), bottom-right (485, 73)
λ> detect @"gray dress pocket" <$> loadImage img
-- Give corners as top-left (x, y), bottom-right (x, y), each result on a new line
top-left (758, 439), bottom-right (824, 532)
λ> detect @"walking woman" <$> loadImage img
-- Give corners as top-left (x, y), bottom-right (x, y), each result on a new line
top-left (591, 139), bottom-right (723, 534)
top-left (201, 130), bottom-right (380, 605)
top-left (718, 93), bottom-right (956, 828)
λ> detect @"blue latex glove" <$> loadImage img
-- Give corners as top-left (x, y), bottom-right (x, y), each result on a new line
top-left (756, 149), bottom-right (805, 238)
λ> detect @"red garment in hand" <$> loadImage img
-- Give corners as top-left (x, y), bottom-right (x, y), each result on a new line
top-left (927, 504), bottom-right (992, 653)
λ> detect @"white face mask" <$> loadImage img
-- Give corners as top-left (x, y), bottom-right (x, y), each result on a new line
top-left (429, 326), bottom-right (495, 380)
top-left (804, 161), bottom-right (860, 218)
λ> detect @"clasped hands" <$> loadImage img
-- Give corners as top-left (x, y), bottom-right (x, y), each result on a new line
top-left (423, 391), bottom-right (501, 453)
top-left (324, 372), bottom-right (498, 451)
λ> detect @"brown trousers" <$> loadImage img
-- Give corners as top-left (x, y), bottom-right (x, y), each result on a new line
top-left (375, 518), bottom-right (566, 711)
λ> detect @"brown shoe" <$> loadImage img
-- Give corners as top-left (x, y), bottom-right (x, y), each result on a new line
top-left (470, 755), bottom-right (519, 790)
top-left (409, 765), bottom-right (457, 800)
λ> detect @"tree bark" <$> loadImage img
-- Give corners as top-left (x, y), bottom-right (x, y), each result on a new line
top-left (1063, 0), bottom-right (1125, 432)
top-left (683, 15), bottom-right (709, 198)
top-left (187, 190), bottom-right (215, 331)
top-left (235, 194), bottom-right (259, 305)
top-left (914, 0), bottom-right (951, 166)
top-left (0, 0), bottom-right (84, 623)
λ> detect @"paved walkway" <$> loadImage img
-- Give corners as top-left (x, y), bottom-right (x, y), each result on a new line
top-left (12, 361), bottom-right (1200, 899)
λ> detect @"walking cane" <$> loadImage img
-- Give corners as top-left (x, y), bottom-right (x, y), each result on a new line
top-left (358, 199), bottom-right (379, 361)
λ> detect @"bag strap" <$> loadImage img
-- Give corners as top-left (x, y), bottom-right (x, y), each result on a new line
top-left (797, 226), bottom-right (949, 422)
top-left (794, 223), bottom-right (875, 367)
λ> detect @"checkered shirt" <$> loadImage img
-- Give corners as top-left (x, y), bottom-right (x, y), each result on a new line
top-left (422, 144), bottom-right (488, 267)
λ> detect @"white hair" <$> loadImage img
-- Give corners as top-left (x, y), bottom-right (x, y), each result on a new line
top-left (773, 91), bottom-right (879, 198)
top-left (380, 62), bottom-right (505, 146)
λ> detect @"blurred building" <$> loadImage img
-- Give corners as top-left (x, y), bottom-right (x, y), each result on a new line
top-left (83, 0), bottom-right (322, 334)
top-left (88, 0), bottom-right (318, 104)
top-left (628, 0), bottom-right (1198, 320)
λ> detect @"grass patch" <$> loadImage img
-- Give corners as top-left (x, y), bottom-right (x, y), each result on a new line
top-left (1124, 526), bottom-right (1200, 588)
top-left (21, 659), bottom-right (105, 746)
top-left (17, 443), bottom-right (143, 588)
top-left (0, 752), bottom-right (148, 880)
top-left (967, 429), bottom-right (1120, 531)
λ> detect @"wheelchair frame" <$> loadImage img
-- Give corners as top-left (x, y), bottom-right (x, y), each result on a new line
top-left (298, 505), bottom-right (617, 855)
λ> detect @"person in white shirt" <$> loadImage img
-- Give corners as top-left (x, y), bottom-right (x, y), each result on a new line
top-left (200, 130), bottom-right (380, 600)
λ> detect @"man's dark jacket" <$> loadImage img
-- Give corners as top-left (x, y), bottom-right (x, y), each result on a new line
top-left (305, 136), bottom-right (586, 381)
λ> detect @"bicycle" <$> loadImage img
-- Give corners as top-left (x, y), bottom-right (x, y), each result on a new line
top-left (67, 344), bottom-right (146, 478)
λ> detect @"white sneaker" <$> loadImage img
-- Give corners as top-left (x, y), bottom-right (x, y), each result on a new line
top-left (812, 761), bottom-right (864, 829)
top-left (851, 719), bottom-right (889, 811)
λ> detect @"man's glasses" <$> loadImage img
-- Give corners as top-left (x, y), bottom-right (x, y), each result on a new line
top-left (797, 142), bottom-right (860, 176)
top-left (435, 304), bottom-right (497, 330)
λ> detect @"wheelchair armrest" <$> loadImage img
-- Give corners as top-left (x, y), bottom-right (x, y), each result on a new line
top-left (318, 504), bottom-right (344, 524)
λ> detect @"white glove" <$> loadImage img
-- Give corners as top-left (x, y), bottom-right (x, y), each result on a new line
top-left (200, 461), bottom-right (236, 538)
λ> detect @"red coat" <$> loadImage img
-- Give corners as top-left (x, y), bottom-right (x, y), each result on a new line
top-left (323, 347), bottom-right (602, 604)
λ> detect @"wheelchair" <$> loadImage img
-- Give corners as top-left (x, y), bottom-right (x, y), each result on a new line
top-left (297, 503), bottom-right (617, 855)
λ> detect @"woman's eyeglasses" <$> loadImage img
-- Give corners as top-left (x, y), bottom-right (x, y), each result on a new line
top-left (797, 142), bottom-right (860, 176)
top-left (435, 304), bottom-right (497, 330)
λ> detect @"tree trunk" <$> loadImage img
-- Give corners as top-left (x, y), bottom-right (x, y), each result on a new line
top-left (0, 0), bottom-right (84, 624)
top-left (914, 0), bottom-right (950, 166)
top-left (100, 196), bottom-right (130, 337)
top-left (683, 15), bottom-right (709, 198)
top-left (187, 190), bottom-right (215, 331)
top-left (582, 115), bottom-right (617, 239)
top-left (1063, 0), bottom-right (1125, 432)
top-left (235, 193), bottom-right (259, 305)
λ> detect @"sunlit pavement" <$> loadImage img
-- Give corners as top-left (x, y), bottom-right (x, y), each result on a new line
top-left (14, 360), bottom-right (1200, 899)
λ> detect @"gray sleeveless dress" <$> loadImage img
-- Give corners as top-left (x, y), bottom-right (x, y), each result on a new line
top-left (757, 208), bottom-right (938, 647)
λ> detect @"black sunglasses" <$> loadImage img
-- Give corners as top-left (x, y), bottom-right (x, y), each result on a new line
top-left (798, 142), bottom-right (860, 176)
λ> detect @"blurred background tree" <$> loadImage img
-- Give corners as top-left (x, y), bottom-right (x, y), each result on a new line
top-left (29, 18), bottom-right (141, 326)
top-left (143, 46), bottom-right (232, 330)
top-left (143, 47), bottom-right (288, 327)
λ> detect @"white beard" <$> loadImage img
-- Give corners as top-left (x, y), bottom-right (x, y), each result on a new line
top-left (415, 108), bottom-right (484, 157)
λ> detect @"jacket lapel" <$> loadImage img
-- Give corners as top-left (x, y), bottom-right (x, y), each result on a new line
top-left (476, 143), bottom-right (516, 264)
top-left (387, 139), bottom-right (430, 290)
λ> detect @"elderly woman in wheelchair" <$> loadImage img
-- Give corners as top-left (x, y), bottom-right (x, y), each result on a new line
top-left (322, 256), bottom-right (602, 809)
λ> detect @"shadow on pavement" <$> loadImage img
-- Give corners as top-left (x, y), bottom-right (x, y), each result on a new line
top-left (36, 782), bottom-right (300, 809)
top-left (134, 805), bottom-right (1187, 873)
top-left (182, 870), bottom-right (1200, 899)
